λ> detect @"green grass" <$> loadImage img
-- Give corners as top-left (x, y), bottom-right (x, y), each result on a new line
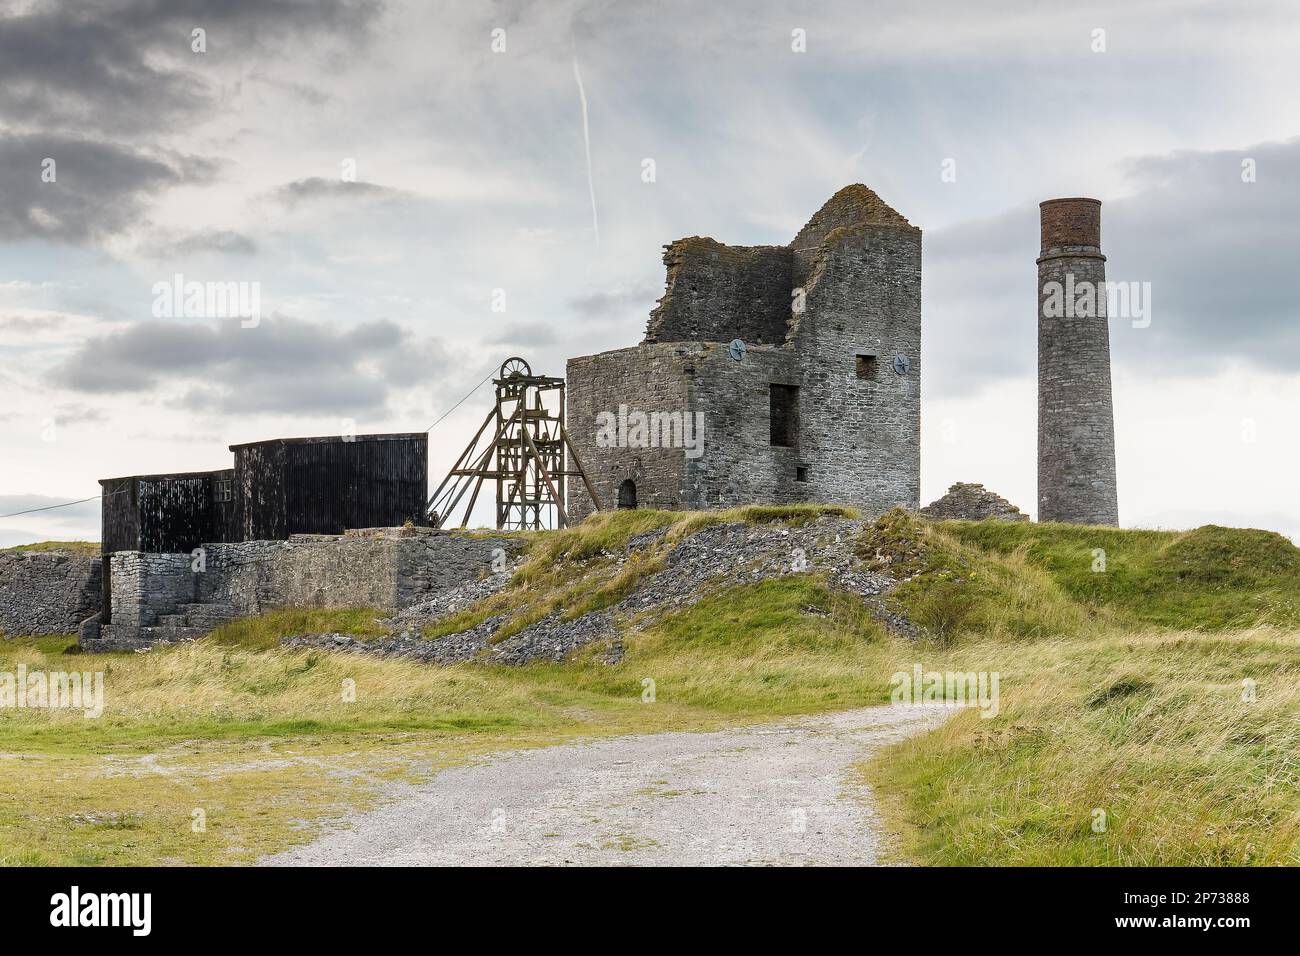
top-left (2, 541), bottom-right (99, 555)
top-left (867, 627), bottom-right (1300, 865)
top-left (938, 520), bottom-right (1300, 629)
top-left (845, 511), bottom-right (1300, 864)
top-left (502, 576), bottom-right (896, 716)
top-left (207, 607), bottom-right (390, 652)
top-left (13, 633), bottom-right (81, 655)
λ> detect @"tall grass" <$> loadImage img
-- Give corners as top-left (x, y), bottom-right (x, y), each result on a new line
top-left (869, 627), bottom-right (1300, 865)
top-left (207, 607), bottom-right (389, 651)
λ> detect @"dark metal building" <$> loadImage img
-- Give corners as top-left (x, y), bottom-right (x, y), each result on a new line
top-left (100, 433), bottom-right (428, 552)
top-left (230, 433), bottom-right (428, 540)
top-left (94, 432), bottom-right (428, 626)
top-left (99, 469), bottom-right (236, 556)
top-left (97, 468), bottom-right (236, 621)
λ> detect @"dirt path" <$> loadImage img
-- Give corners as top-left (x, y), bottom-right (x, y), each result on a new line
top-left (262, 705), bottom-right (944, 866)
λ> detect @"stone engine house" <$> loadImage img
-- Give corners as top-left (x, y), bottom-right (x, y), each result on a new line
top-left (566, 185), bottom-right (922, 519)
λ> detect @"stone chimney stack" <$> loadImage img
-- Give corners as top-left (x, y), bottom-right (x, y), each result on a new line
top-left (1037, 198), bottom-right (1118, 525)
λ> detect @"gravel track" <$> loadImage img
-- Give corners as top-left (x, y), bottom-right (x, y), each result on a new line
top-left (262, 704), bottom-right (944, 866)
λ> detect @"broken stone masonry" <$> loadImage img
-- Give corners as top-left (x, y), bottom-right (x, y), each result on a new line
top-left (566, 185), bottom-right (922, 521)
top-left (919, 483), bottom-right (1029, 522)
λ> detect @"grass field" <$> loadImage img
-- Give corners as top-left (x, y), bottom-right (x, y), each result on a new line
top-left (1, 509), bottom-right (1296, 865)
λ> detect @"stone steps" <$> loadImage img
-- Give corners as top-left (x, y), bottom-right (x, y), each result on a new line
top-left (179, 602), bottom-right (239, 629)
top-left (141, 624), bottom-right (208, 642)
top-left (84, 623), bottom-right (208, 653)
top-left (83, 598), bottom-right (237, 652)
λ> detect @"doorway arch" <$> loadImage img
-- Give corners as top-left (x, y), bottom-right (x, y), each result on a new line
top-left (617, 479), bottom-right (637, 510)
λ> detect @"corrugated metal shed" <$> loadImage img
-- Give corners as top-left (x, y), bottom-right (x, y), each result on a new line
top-left (230, 433), bottom-right (428, 540)
top-left (99, 469), bottom-right (235, 555)
top-left (97, 468), bottom-right (235, 622)
top-left (98, 433), bottom-right (427, 554)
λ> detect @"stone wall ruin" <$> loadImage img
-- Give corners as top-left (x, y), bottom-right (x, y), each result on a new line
top-left (567, 184), bottom-right (922, 522)
top-left (0, 549), bottom-right (101, 637)
top-left (79, 529), bottom-right (519, 652)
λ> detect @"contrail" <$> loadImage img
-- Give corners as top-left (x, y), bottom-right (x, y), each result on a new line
top-left (572, 57), bottom-right (599, 246)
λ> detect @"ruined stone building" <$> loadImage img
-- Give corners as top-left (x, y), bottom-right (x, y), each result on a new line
top-left (566, 185), bottom-right (922, 519)
top-left (1037, 198), bottom-right (1119, 525)
top-left (920, 482), bottom-right (1029, 523)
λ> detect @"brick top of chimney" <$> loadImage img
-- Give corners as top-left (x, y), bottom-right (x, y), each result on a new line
top-left (1039, 197), bottom-right (1101, 252)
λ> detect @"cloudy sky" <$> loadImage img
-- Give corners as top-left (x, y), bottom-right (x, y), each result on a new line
top-left (2, 0), bottom-right (1299, 545)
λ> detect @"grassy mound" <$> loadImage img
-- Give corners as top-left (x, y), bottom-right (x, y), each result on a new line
top-left (430, 503), bottom-right (857, 642)
top-left (939, 520), bottom-right (1300, 629)
top-left (861, 510), bottom-right (1094, 643)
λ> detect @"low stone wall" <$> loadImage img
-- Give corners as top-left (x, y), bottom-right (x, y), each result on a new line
top-left (193, 531), bottom-right (516, 619)
top-left (82, 529), bottom-right (518, 651)
top-left (0, 550), bottom-right (102, 637)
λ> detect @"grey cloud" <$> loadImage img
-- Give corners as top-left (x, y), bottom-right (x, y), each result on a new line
top-left (568, 284), bottom-right (660, 321)
top-left (0, 135), bottom-right (212, 243)
top-left (247, 71), bottom-right (334, 107)
top-left (245, 70), bottom-right (332, 107)
top-left (181, 376), bottom-right (388, 417)
top-left (1106, 138), bottom-right (1300, 378)
top-left (53, 404), bottom-right (109, 427)
top-left (0, 1), bottom-right (381, 247)
top-left (0, 0), bottom-right (382, 136)
top-left (340, 318), bottom-right (405, 351)
top-left (273, 178), bottom-right (403, 207)
top-left (142, 229), bottom-right (259, 258)
top-left (0, 314), bottom-right (67, 333)
top-left (0, 6), bottom-right (207, 136)
top-left (52, 314), bottom-right (447, 417)
top-left (489, 322), bottom-right (557, 346)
